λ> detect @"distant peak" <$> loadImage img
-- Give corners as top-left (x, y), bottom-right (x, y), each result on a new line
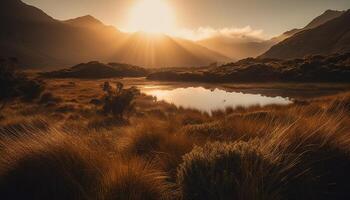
top-left (324, 9), bottom-right (341, 14)
top-left (79, 15), bottom-right (98, 21)
top-left (64, 15), bottom-right (104, 27)
top-left (304, 9), bottom-right (345, 30)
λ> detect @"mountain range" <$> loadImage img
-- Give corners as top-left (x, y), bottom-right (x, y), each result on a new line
top-left (0, 0), bottom-right (229, 68)
top-left (0, 0), bottom-right (349, 68)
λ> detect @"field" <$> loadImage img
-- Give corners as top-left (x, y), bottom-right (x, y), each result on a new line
top-left (0, 78), bottom-right (350, 200)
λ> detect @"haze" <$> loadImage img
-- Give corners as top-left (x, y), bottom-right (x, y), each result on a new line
top-left (23, 0), bottom-right (350, 38)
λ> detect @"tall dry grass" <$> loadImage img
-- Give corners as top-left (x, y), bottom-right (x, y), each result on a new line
top-left (0, 84), bottom-right (349, 200)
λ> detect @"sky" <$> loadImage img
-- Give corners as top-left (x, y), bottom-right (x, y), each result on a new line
top-left (23, 0), bottom-right (350, 39)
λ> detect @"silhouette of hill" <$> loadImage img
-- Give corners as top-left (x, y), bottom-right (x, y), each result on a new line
top-left (261, 10), bottom-right (350, 59)
top-left (0, 0), bottom-right (124, 68)
top-left (0, 0), bottom-right (228, 68)
top-left (198, 36), bottom-right (274, 61)
top-left (148, 53), bottom-right (350, 82)
top-left (42, 61), bottom-right (147, 79)
top-left (112, 32), bottom-right (230, 68)
top-left (64, 15), bottom-right (105, 28)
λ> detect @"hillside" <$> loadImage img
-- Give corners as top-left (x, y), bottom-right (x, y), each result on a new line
top-left (261, 10), bottom-right (350, 59)
top-left (42, 61), bottom-right (147, 79)
top-left (0, 0), bottom-right (229, 68)
top-left (198, 36), bottom-right (274, 61)
top-left (271, 9), bottom-right (345, 42)
top-left (112, 32), bottom-right (229, 68)
top-left (147, 53), bottom-right (350, 82)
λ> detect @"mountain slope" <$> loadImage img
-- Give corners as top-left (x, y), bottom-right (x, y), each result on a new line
top-left (198, 9), bottom-right (345, 60)
top-left (0, 0), bottom-right (124, 68)
top-left (198, 36), bottom-right (274, 60)
top-left (0, 0), bottom-right (229, 68)
top-left (261, 10), bottom-right (350, 59)
top-left (271, 10), bottom-right (345, 42)
top-left (112, 32), bottom-right (230, 68)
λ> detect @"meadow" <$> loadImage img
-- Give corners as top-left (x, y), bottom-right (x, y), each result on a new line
top-left (0, 77), bottom-right (349, 200)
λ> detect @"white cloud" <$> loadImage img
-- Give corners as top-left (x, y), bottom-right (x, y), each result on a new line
top-left (173, 26), bottom-right (266, 41)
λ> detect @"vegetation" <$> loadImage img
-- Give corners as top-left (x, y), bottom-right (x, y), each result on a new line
top-left (0, 58), bottom-right (44, 112)
top-left (0, 78), bottom-right (349, 200)
top-left (148, 53), bottom-right (350, 83)
top-left (42, 61), bottom-right (148, 79)
top-left (101, 81), bottom-right (140, 118)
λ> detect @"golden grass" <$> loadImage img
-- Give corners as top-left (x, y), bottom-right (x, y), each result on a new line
top-left (0, 79), bottom-right (349, 199)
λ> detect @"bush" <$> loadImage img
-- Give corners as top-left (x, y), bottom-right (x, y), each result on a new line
top-left (102, 82), bottom-right (139, 118)
top-left (177, 141), bottom-right (281, 200)
top-left (0, 58), bottom-right (44, 110)
top-left (39, 92), bottom-right (62, 105)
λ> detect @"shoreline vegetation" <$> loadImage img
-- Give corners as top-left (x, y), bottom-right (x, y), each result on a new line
top-left (147, 53), bottom-right (350, 83)
top-left (40, 53), bottom-right (350, 84)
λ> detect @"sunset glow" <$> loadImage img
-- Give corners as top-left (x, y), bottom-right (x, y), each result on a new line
top-left (126, 0), bottom-right (176, 34)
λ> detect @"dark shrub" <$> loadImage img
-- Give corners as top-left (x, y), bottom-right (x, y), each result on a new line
top-left (177, 141), bottom-right (281, 200)
top-left (102, 82), bottom-right (140, 118)
top-left (39, 92), bottom-right (62, 105)
top-left (90, 98), bottom-right (103, 106)
top-left (0, 58), bottom-right (44, 110)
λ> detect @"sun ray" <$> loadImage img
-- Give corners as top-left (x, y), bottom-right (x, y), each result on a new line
top-left (126, 0), bottom-right (176, 34)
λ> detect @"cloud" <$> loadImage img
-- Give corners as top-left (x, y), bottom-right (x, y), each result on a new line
top-left (174, 26), bottom-right (266, 41)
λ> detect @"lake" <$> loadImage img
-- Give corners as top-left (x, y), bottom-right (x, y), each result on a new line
top-left (141, 86), bottom-right (292, 113)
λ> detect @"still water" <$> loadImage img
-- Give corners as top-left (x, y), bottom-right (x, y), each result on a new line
top-left (142, 86), bottom-right (292, 113)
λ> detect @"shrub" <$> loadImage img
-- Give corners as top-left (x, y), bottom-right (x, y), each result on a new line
top-left (177, 141), bottom-right (281, 200)
top-left (102, 82), bottom-right (140, 118)
top-left (0, 58), bottom-right (44, 111)
top-left (39, 92), bottom-right (62, 105)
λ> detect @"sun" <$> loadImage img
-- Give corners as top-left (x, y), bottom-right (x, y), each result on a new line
top-left (126, 0), bottom-right (176, 34)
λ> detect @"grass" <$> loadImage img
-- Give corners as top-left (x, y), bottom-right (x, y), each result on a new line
top-left (0, 78), bottom-right (349, 199)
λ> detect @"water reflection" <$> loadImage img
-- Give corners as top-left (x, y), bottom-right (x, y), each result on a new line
top-left (142, 87), bottom-right (292, 113)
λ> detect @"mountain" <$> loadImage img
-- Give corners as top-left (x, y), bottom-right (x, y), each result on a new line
top-left (64, 15), bottom-right (105, 28)
top-left (261, 10), bottom-right (350, 59)
top-left (198, 10), bottom-right (345, 60)
top-left (0, 0), bottom-right (228, 68)
top-left (147, 53), bottom-right (350, 83)
top-left (198, 36), bottom-right (274, 61)
top-left (271, 9), bottom-right (345, 42)
top-left (0, 0), bottom-right (124, 68)
top-left (42, 61), bottom-right (147, 79)
top-left (112, 32), bottom-right (230, 68)
top-left (304, 9), bottom-right (345, 30)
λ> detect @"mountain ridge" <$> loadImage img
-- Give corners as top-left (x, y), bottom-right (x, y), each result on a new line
top-left (0, 0), bottom-right (229, 68)
top-left (197, 9), bottom-right (345, 61)
top-left (261, 10), bottom-right (350, 59)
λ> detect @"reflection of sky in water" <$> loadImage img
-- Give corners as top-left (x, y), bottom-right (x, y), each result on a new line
top-left (142, 87), bottom-right (292, 113)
